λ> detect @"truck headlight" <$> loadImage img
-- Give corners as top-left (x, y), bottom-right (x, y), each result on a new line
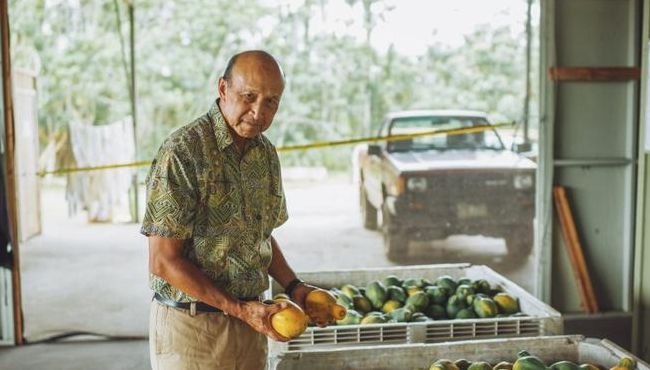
top-left (513, 174), bottom-right (533, 189)
top-left (407, 177), bottom-right (427, 192)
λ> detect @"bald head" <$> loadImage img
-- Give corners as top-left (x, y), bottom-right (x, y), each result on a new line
top-left (217, 50), bottom-right (285, 144)
top-left (222, 50), bottom-right (284, 87)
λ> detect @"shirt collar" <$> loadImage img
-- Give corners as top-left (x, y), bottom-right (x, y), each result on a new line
top-left (209, 99), bottom-right (262, 152)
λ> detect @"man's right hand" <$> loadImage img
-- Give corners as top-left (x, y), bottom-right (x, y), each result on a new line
top-left (235, 300), bottom-right (292, 342)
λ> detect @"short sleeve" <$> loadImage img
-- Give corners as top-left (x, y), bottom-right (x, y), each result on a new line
top-left (271, 150), bottom-right (288, 229)
top-left (140, 145), bottom-right (198, 239)
top-left (274, 189), bottom-right (288, 229)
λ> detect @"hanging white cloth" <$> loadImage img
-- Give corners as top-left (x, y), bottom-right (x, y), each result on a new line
top-left (66, 117), bottom-right (135, 222)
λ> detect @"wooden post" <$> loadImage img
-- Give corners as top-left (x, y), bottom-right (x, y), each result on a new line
top-left (553, 186), bottom-right (599, 313)
top-left (128, 1), bottom-right (139, 223)
top-left (0, 0), bottom-right (23, 344)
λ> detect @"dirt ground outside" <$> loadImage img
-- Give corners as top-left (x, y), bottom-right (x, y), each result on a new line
top-left (19, 173), bottom-right (535, 341)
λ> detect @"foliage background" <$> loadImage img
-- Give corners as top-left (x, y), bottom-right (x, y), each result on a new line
top-left (10, 0), bottom-right (538, 173)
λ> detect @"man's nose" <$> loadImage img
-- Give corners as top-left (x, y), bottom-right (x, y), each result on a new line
top-left (249, 102), bottom-right (262, 121)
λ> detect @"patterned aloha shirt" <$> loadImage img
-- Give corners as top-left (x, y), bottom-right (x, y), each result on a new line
top-left (141, 100), bottom-right (288, 302)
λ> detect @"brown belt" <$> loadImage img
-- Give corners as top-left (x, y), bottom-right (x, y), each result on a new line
top-left (153, 293), bottom-right (260, 313)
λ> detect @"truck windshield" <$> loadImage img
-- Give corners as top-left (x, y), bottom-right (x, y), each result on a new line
top-left (387, 116), bottom-right (505, 152)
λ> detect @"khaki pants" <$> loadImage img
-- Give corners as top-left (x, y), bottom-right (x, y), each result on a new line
top-left (149, 301), bottom-right (267, 370)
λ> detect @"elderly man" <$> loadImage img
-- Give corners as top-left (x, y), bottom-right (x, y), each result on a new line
top-left (142, 50), bottom-right (321, 370)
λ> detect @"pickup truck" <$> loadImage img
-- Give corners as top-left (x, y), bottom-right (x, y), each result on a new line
top-left (356, 110), bottom-right (536, 261)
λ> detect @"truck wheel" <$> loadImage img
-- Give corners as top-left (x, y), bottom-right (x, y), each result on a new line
top-left (360, 184), bottom-right (378, 230)
top-left (505, 229), bottom-right (533, 257)
top-left (382, 203), bottom-right (408, 261)
top-left (384, 232), bottom-right (408, 261)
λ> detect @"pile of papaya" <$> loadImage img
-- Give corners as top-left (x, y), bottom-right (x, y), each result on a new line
top-left (326, 275), bottom-right (524, 325)
top-left (417, 351), bottom-right (637, 370)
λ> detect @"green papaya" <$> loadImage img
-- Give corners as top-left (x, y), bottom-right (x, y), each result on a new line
top-left (430, 359), bottom-right (460, 370)
top-left (455, 308), bottom-right (478, 319)
top-left (383, 275), bottom-right (402, 288)
top-left (469, 362), bottom-right (493, 370)
top-left (472, 297), bottom-right (498, 318)
top-left (403, 278), bottom-right (424, 289)
top-left (446, 295), bottom-right (467, 319)
top-left (472, 279), bottom-right (492, 295)
top-left (336, 293), bottom-right (354, 309)
top-left (425, 285), bottom-right (450, 305)
top-left (387, 285), bottom-right (407, 303)
top-left (455, 284), bottom-right (476, 301)
top-left (353, 295), bottom-right (373, 314)
top-left (340, 284), bottom-right (361, 299)
top-left (404, 303), bottom-right (417, 313)
top-left (406, 291), bottom-right (430, 312)
top-left (513, 351), bottom-right (547, 370)
top-left (365, 281), bottom-right (388, 309)
top-left (389, 307), bottom-right (413, 322)
top-left (550, 361), bottom-right (580, 370)
top-left (425, 304), bottom-right (447, 320)
top-left (360, 314), bottom-right (387, 325)
top-left (436, 275), bottom-right (458, 292)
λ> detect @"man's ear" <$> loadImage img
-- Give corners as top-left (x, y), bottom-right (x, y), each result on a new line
top-left (217, 77), bottom-right (227, 101)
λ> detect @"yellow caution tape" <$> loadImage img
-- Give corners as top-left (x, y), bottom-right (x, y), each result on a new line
top-left (277, 122), bottom-right (512, 152)
top-left (36, 122), bottom-right (512, 177)
top-left (36, 160), bottom-right (152, 177)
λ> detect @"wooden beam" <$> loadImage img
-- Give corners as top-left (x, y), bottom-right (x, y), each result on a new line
top-left (0, 0), bottom-right (23, 344)
top-left (549, 67), bottom-right (640, 82)
top-left (553, 186), bottom-right (599, 314)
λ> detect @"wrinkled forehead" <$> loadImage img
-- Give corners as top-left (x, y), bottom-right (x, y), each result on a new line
top-left (230, 56), bottom-right (285, 96)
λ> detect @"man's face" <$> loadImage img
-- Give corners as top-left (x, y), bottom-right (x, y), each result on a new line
top-left (218, 57), bottom-right (284, 140)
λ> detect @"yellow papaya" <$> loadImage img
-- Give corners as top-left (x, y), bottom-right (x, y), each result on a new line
top-left (493, 362), bottom-right (514, 370)
top-left (493, 293), bottom-right (520, 314)
top-left (305, 289), bottom-right (347, 324)
top-left (618, 358), bottom-right (636, 370)
top-left (270, 300), bottom-right (309, 340)
top-left (430, 359), bottom-right (460, 370)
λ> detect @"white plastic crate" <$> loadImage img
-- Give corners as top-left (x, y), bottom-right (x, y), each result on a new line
top-left (268, 263), bottom-right (562, 354)
top-left (271, 335), bottom-right (649, 370)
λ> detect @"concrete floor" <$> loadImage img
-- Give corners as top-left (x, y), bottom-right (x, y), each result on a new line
top-left (0, 176), bottom-right (536, 369)
top-left (0, 339), bottom-right (149, 370)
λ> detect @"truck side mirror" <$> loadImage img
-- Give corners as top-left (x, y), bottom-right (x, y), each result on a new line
top-left (368, 144), bottom-right (382, 156)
